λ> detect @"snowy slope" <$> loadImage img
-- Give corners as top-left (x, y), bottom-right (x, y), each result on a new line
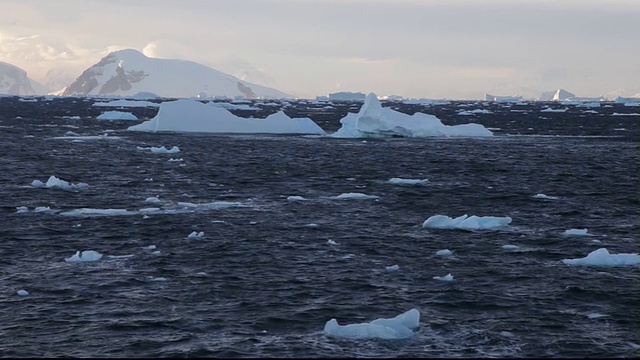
top-left (61, 49), bottom-right (291, 99)
top-left (0, 61), bottom-right (50, 95)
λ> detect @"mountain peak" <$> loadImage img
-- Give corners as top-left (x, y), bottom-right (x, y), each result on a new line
top-left (61, 50), bottom-right (291, 98)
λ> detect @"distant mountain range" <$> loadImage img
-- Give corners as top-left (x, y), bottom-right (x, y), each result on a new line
top-left (58, 49), bottom-right (291, 99)
top-left (0, 61), bottom-right (50, 95)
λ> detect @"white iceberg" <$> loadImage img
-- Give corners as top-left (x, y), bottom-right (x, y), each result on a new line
top-left (436, 249), bottom-right (453, 257)
top-left (385, 264), bottom-right (400, 272)
top-left (97, 111), bottom-right (138, 121)
top-left (324, 308), bottom-right (420, 339)
top-left (422, 214), bottom-right (512, 230)
top-left (17, 290), bottom-right (29, 296)
top-left (127, 99), bottom-right (325, 134)
top-left (433, 273), bottom-right (454, 281)
top-left (533, 193), bottom-right (558, 200)
top-left (562, 228), bottom-right (592, 237)
top-left (331, 93), bottom-right (493, 138)
top-left (562, 248), bottom-right (639, 266)
top-left (31, 175), bottom-right (89, 190)
top-left (188, 231), bottom-right (205, 239)
top-left (65, 250), bottom-right (103, 262)
top-left (150, 146), bottom-right (180, 154)
top-left (388, 177), bottom-right (428, 185)
top-left (331, 193), bottom-right (379, 200)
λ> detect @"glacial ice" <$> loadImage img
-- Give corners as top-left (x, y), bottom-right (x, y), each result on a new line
top-left (387, 177), bottom-right (428, 185)
top-left (65, 250), bottom-right (103, 262)
top-left (324, 308), bottom-right (420, 339)
top-left (562, 228), bottom-right (592, 237)
top-left (97, 111), bottom-right (138, 121)
top-left (127, 98), bottom-right (325, 134)
top-left (331, 93), bottom-right (493, 138)
top-left (562, 248), bottom-right (639, 266)
top-left (423, 214), bottom-right (512, 230)
top-left (31, 175), bottom-right (89, 190)
top-left (433, 274), bottom-right (454, 281)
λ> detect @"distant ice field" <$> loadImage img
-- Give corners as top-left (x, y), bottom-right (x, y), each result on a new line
top-left (0, 97), bottom-right (638, 358)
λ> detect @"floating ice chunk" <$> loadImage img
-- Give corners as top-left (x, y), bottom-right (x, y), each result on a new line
top-left (304, 223), bottom-right (320, 228)
top-left (188, 231), bottom-right (205, 239)
top-left (387, 178), bottom-right (428, 185)
top-left (562, 228), bottom-right (592, 237)
top-left (17, 290), bottom-right (29, 296)
top-left (167, 158), bottom-right (184, 162)
top-left (107, 254), bottom-right (134, 259)
top-left (150, 146), bottom-right (180, 154)
top-left (327, 239), bottom-right (338, 245)
top-left (457, 109), bottom-right (493, 115)
top-left (31, 175), bottom-right (89, 190)
top-left (436, 249), bottom-right (453, 256)
top-left (65, 250), bottom-right (103, 262)
top-left (500, 331), bottom-right (515, 338)
top-left (127, 99), bottom-right (325, 134)
top-left (562, 248), bottom-right (639, 266)
top-left (151, 250), bottom-right (161, 255)
top-left (16, 206), bottom-right (29, 213)
top-left (433, 273), bottom-right (454, 281)
top-left (587, 313), bottom-right (607, 319)
top-left (324, 308), bottom-right (420, 339)
top-left (144, 196), bottom-right (164, 205)
top-left (341, 254), bottom-right (355, 259)
top-left (332, 193), bottom-right (379, 200)
top-left (541, 107), bottom-right (567, 113)
top-left (61, 208), bottom-right (136, 217)
top-left (331, 93), bottom-right (492, 138)
top-left (287, 195), bottom-right (307, 201)
top-left (142, 245), bottom-right (156, 250)
top-left (423, 214), bottom-right (512, 230)
top-left (97, 111), bottom-right (138, 121)
top-left (385, 264), bottom-right (400, 272)
top-left (502, 245), bottom-right (519, 250)
top-left (139, 207), bottom-right (161, 213)
top-left (533, 193), bottom-right (558, 200)
top-left (34, 206), bottom-right (53, 213)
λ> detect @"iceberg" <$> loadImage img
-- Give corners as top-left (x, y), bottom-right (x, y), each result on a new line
top-left (127, 99), bottom-right (325, 134)
top-left (330, 93), bottom-right (493, 138)
top-left (562, 248), bottom-right (639, 266)
top-left (97, 111), bottom-right (138, 121)
top-left (65, 250), bottom-right (103, 262)
top-left (31, 175), bottom-right (89, 190)
top-left (562, 228), bottom-right (592, 237)
top-left (324, 308), bottom-right (420, 340)
top-left (388, 177), bottom-right (428, 185)
top-left (422, 214), bottom-right (512, 230)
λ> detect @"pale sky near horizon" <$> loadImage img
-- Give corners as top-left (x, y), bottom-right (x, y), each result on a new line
top-left (1, 0), bottom-right (639, 99)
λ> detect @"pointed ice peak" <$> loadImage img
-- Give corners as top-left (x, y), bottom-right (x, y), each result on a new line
top-left (552, 89), bottom-right (575, 101)
top-left (359, 92), bottom-right (383, 117)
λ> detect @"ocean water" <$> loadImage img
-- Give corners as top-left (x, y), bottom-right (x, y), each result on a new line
top-left (1, 96), bottom-right (638, 358)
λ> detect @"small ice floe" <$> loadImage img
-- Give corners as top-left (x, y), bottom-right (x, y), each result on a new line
top-left (327, 239), bottom-right (338, 245)
top-left (436, 249), bottom-right (453, 257)
top-left (17, 290), bottom-right (29, 296)
top-left (502, 244), bottom-right (519, 250)
top-left (341, 254), bottom-right (355, 260)
top-left (151, 251), bottom-right (161, 255)
top-left (61, 208), bottom-right (136, 217)
top-left (97, 111), bottom-right (138, 121)
top-left (304, 223), bottom-right (320, 228)
top-left (587, 313), bottom-right (608, 319)
top-left (591, 239), bottom-right (602, 244)
top-left (31, 175), bottom-right (89, 190)
top-left (287, 195), bottom-right (307, 201)
top-left (541, 107), bottom-right (567, 113)
top-left (16, 206), bottom-right (29, 213)
top-left (331, 193), bottom-right (379, 200)
top-left (387, 178), bottom-right (428, 185)
top-left (562, 228), bottom-right (593, 237)
top-left (142, 245), bottom-right (156, 250)
top-left (499, 331), bottom-right (515, 338)
top-left (65, 250), bottom-right (103, 262)
top-left (188, 231), bottom-right (205, 239)
top-left (144, 196), bottom-right (164, 205)
top-left (433, 273), bottom-right (454, 282)
top-left (139, 207), bottom-right (161, 213)
top-left (150, 146), bottom-right (180, 154)
top-left (34, 206), bottom-right (53, 213)
top-left (533, 193), bottom-right (558, 200)
top-left (385, 264), bottom-right (400, 272)
top-left (423, 214), bottom-right (511, 230)
top-left (168, 158), bottom-right (184, 162)
top-left (146, 276), bottom-right (167, 282)
top-left (324, 308), bottom-right (420, 340)
top-left (561, 248), bottom-right (639, 266)
top-left (195, 272), bottom-right (208, 276)
top-left (107, 254), bottom-right (134, 259)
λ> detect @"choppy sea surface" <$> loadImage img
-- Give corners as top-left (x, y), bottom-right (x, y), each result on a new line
top-left (1, 96), bottom-right (638, 358)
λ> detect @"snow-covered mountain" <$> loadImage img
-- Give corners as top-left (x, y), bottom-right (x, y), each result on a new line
top-left (61, 49), bottom-right (292, 99)
top-left (0, 61), bottom-right (50, 95)
top-left (214, 55), bottom-right (278, 88)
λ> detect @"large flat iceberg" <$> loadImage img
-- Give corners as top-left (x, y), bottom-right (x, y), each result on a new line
top-left (331, 93), bottom-right (493, 138)
top-left (423, 214), bottom-right (512, 230)
top-left (324, 308), bottom-right (420, 339)
top-left (127, 99), bottom-right (326, 134)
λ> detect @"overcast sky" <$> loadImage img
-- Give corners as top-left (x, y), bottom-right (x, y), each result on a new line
top-left (1, 0), bottom-right (639, 99)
